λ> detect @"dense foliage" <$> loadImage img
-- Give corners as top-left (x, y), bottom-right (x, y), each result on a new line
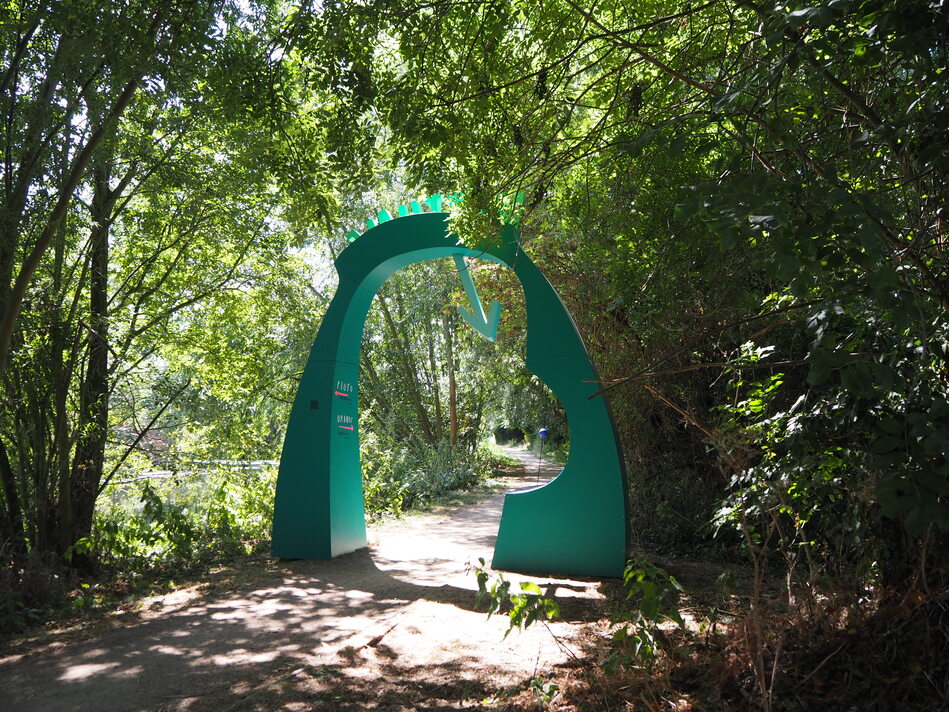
top-left (344, 0), bottom-right (949, 575)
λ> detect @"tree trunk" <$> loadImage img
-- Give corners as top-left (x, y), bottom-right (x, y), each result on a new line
top-left (65, 158), bottom-right (113, 559)
top-left (360, 356), bottom-right (416, 444)
top-left (427, 329), bottom-right (444, 440)
top-left (0, 440), bottom-right (25, 557)
top-left (378, 292), bottom-right (436, 444)
top-left (442, 312), bottom-right (458, 447)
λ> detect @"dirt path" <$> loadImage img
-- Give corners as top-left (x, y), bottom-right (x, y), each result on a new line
top-left (0, 447), bottom-right (609, 711)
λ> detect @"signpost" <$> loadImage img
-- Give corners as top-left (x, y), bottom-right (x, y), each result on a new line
top-left (537, 428), bottom-right (548, 482)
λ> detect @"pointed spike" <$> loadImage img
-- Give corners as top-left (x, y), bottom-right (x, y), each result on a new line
top-left (410, 200), bottom-right (422, 214)
top-left (398, 204), bottom-right (409, 217)
top-left (346, 230), bottom-right (360, 242)
top-left (377, 209), bottom-right (393, 223)
top-left (425, 194), bottom-right (444, 212)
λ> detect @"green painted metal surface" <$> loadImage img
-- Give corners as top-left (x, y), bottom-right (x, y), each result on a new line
top-left (272, 208), bottom-right (628, 577)
top-left (453, 255), bottom-right (502, 341)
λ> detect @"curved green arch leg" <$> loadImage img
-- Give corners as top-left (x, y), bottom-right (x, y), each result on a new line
top-left (272, 211), bottom-right (628, 576)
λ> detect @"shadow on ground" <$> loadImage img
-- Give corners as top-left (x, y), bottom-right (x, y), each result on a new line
top-left (0, 448), bottom-right (605, 711)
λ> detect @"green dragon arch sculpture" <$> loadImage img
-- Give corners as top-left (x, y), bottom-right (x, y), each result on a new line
top-left (272, 200), bottom-right (627, 576)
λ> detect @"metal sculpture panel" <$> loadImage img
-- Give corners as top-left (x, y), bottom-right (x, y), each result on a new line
top-left (272, 205), bottom-right (627, 576)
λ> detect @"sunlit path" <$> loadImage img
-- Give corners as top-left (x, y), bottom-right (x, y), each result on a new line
top-left (369, 444), bottom-right (563, 588)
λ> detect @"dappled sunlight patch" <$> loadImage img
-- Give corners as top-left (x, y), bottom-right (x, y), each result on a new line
top-left (59, 661), bottom-right (121, 681)
top-left (148, 644), bottom-right (189, 657)
top-left (208, 648), bottom-right (282, 666)
top-left (344, 589), bottom-right (374, 602)
top-left (269, 582), bottom-right (326, 597)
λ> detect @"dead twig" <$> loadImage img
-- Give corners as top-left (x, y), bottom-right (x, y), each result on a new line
top-left (797, 642), bottom-right (846, 687)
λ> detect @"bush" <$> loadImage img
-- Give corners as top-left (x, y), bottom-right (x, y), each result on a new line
top-left (0, 552), bottom-right (75, 635)
top-left (94, 461), bottom-right (277, 570)
top-left (361, 434), bottom-right (503, 518)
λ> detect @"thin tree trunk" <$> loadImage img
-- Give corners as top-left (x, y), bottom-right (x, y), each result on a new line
top-left (471, 393), bottom-right (485, 454)
top-left (29, 389), bottom-right (53, 554)
top-left (378, 293), bottom-right (436, 444)
top-left (360, 357), bottom-right (416, 444)
top-left (427, 329), bottom-right (443, 440)
top-left (66, 157), bottom-right (113, 558)
top-left (442, 312), bottom-right (458, 447)
top-left (46, 131), bottom-right (75, 557)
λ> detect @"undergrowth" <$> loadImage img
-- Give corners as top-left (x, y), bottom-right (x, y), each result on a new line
top-left (518, 586), bottom-right (949, 712)
top-left (479, 556), bottom-right (948, 711)
top-left (361, 436), bottom-right (516, 519)
top-left (0, 462), bottom-right (277, 637)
